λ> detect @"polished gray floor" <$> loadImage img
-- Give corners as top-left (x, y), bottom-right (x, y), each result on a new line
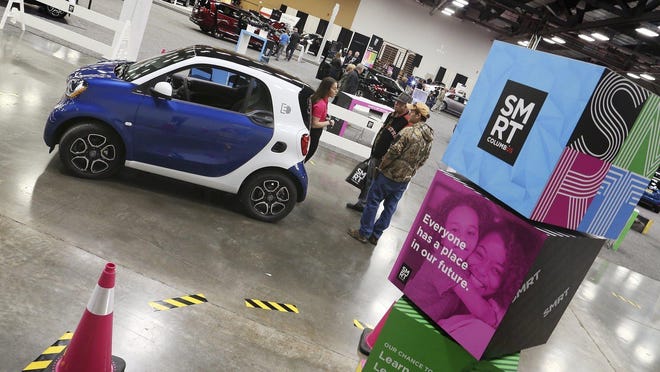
top-left (1, 3), bottom-right (659, 371)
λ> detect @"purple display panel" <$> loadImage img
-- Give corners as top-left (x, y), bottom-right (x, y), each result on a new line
top-left (530, 147), bottom-right (610, 229)
top-left (389, 170), bottom-right (606, 359)
top-left (389, 170), bottom-right (546, 359)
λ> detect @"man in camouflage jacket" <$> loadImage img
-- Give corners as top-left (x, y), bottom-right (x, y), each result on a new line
top-left (349, 102), bottom-right (434, 244)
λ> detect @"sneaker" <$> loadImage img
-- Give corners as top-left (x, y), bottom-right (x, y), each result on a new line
top-left (368, 235), bottom-right (378, 245)
top-left (348, 229), bottom-right (367, 244)
top-left (346, 202), bottom-right (364, 212)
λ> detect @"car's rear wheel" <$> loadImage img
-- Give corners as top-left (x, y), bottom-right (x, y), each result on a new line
top-left (239, 171), bottom-right (297, 222)
top-left (59, 122), bottom-right (125, 179)
top-left (440, 101), bottom-right (447, 111)
top-left (45, 6), bottom-right (67, 18)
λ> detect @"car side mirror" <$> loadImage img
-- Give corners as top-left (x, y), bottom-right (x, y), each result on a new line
top-left (150, 81), bottom-right (173, 100)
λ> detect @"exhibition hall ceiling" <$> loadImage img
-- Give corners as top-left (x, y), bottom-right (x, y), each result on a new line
top-left (419, 0), bottom-right (660, 93)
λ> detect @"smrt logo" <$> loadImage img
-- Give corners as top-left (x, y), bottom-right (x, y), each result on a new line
top-left (478, 80), bottom-right (548, 165)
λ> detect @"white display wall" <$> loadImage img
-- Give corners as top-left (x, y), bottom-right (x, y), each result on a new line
top-left (351, 0), bottom-right (495, 97)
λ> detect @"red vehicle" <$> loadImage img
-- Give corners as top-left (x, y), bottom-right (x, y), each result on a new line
top-left (190, 0), bottom-right (284, 50)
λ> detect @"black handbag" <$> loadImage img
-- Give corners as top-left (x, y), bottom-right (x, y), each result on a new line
top-left (346, 159), bottom-right (370, 189)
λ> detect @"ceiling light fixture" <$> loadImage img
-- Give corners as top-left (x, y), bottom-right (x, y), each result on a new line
top-left (551, 36), bottom-right (566, 44)
top-left (517, 40), bottom-right (530, 47)
top-left (591, 32), bottom-right (609, 41)
top-left (636, 27), bottom-right (659, 37)
top-left (441, 8), bottom-right (454, 15)
top-left (542, 37), bottom-right (556, 44)
top-left (640, 73), bottom-right (656, 81)
top-left (455, 0), bottom-right (468, 4)
top-left (453, 0), bottom-right (466, 7)
top-left (578, 34), bottom-right (595, 42)
top-left (626, 73), bottom-right (640, 79)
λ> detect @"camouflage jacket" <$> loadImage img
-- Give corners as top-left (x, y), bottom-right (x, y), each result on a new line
top-left (380, 121), bottom-right (434, 183)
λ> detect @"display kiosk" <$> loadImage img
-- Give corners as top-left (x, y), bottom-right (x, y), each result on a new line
top-left (321, 93), bottom-right (393, 159)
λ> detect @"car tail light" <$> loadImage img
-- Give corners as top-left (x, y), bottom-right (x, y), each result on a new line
top-left (301, 134), bottom-right (310, 156)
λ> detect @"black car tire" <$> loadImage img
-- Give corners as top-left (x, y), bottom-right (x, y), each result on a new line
top-left (59, 122), bottom-right (125, 179)
top-left (239, 171), bottom-right (297, 222)
top-left (45, 6), bottom-right (67, 18)
top-left (199, 25), bottom-right (213, 33)
top-left (440, 101), bottom-right (447, 111)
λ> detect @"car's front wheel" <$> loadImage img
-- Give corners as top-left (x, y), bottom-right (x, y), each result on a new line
top-left (59, 123), bottom-right (125, 179)
top-left (239, 171), bottom-right (297, 222)
top-left (45, 6), bottom-right (67, 18)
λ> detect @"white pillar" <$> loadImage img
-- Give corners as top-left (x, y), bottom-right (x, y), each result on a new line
top-left (115, 0), bottom-right (153, 61)
top-left (316, 3), bottom-right (340, 63)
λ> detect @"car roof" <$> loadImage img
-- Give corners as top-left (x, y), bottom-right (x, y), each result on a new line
top-left (189, 45), bottom-right (309, 89)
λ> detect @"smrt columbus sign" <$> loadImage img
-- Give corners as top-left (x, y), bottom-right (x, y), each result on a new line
top-left (478, 80), bottom-right (548, 165)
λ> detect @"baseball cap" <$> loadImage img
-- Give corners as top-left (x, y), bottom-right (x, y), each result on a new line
top-left (394, 92), bottom-right (413, 104)
top-left (407, 102), bottom-right (430, 119)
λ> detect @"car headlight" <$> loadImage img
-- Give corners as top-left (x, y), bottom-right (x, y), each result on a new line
top-left (65, 79), bottom-right (88, 98)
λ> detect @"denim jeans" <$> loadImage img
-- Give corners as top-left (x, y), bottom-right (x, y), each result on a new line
top-left (355, 157), bottom-right (380, 207)
top-left (359, 173), bottom-right (408, 239)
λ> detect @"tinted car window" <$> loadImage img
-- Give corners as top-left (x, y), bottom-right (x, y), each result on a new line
top-left (122, 47), bottom-right (195, 81)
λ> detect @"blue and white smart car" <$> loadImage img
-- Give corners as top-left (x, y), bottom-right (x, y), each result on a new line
top-left (44, 45), bottom-right (314, 222)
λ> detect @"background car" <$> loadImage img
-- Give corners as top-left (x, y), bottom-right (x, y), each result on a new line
top-left (43, 45), bottom-right (314, 222)
top-left (438, 92), bottom-right (468, 116)
top-left (24, 0), bottom-right (70, 18)
top-left (300, 33), bottom-right (323, 56)
top-left (190, 1), bottom-right (283, 50)
top-left (638, 169), bottom-right (660, 212)
top-left (356, 68), bottom-right (404, 106)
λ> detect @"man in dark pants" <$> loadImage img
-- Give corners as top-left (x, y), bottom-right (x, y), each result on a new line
top-left (286, 27), bottom-right (301, 61)
top-left (346, 92), bottom-right (412, 212)
top-left (348, 102), bottom-right (434, 245)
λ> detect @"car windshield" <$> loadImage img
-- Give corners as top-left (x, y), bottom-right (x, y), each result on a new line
top-left (121, 47), bottom-right (196, 81)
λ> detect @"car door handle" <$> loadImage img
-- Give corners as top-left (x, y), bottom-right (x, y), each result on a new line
top-left (247, 110), bottom-right (274, 127)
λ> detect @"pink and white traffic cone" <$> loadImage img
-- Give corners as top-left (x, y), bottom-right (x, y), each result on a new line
top-left (48, 263), bottom-right (125, 372)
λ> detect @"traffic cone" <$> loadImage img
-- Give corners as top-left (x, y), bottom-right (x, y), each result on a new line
top-left (358, 304), bottom-right (393, 356)
top-left (46, 263), bottom-right (126, 372)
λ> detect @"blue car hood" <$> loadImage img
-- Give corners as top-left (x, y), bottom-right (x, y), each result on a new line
top-left (69, 61), bottom-right (123, 80)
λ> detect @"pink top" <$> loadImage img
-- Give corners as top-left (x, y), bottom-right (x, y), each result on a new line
top-left (312, 97), bottom-right (329, 122)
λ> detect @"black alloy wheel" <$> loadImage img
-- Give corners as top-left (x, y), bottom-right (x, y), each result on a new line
top-left (58, 122), bottom-right (125, 179)
top-left (239, 171), bottom-right (297, 222)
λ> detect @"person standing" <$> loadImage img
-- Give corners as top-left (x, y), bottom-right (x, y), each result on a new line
top-left (346, 92), bottom-right (412, 212)
top-left (348, 102), bottom-right (434, 244)
top-left (275, 30), bottom-right (289, 61)
top-left (286, 27), bottom-right (301, 61)
top-left (339, 63), bottom-right (364, 96)
top-left (348, 51), bottom-right (361, 65)
top-left (305, 77), bottom-right (338, 163)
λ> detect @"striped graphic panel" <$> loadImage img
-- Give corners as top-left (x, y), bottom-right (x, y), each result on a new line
top-left (569, 71), bottom-right (650, 162)
top-left (531, 147), bottom-right (610, 229)
top-left (578, 166), bottom-right (648, 238)
top-left (245, 299), bottom-right (299, 313)
top-left (148, 293), bottom-right (207, 311)
top-left (613, 94), bottom-right (660, 178)
top-left (22, 332), bottom-right (72, 371)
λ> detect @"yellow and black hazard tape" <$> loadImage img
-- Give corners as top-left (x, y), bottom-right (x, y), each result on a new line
top-left (22, 332), bottom-right (72, 371)
top-left (149, 293), bottom-right (207, 311)
top-left (245, 299), bottom-right (299, 313)
top-left (353, 319), bottom-right (373, 330)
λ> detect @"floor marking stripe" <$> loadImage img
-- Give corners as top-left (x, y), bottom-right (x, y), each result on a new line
top-left (149, 293), bottom-right (208, 311)
top-left (612, 292), bottom-right (641, 309)
top-left (23, 332), bottom-right (72, 371)
top-left (42, 345), bottom-right (66, 355)
top-left (181, 295), bottom-right (205, 304)
top-left (353, 319), bottom-right (373, 330)
top-left (245, 299), bottom-right (299, 313)
top-left (23, 361), bottom-right (51, 371)
top-left (164, 298), bottom-right (188, 307)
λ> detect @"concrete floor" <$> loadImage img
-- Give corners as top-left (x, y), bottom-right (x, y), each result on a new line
top-left (0, 2), bottom-right (659, 371)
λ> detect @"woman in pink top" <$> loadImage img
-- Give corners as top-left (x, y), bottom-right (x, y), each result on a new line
top-left (305, 77), bottom-right (338, 162)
